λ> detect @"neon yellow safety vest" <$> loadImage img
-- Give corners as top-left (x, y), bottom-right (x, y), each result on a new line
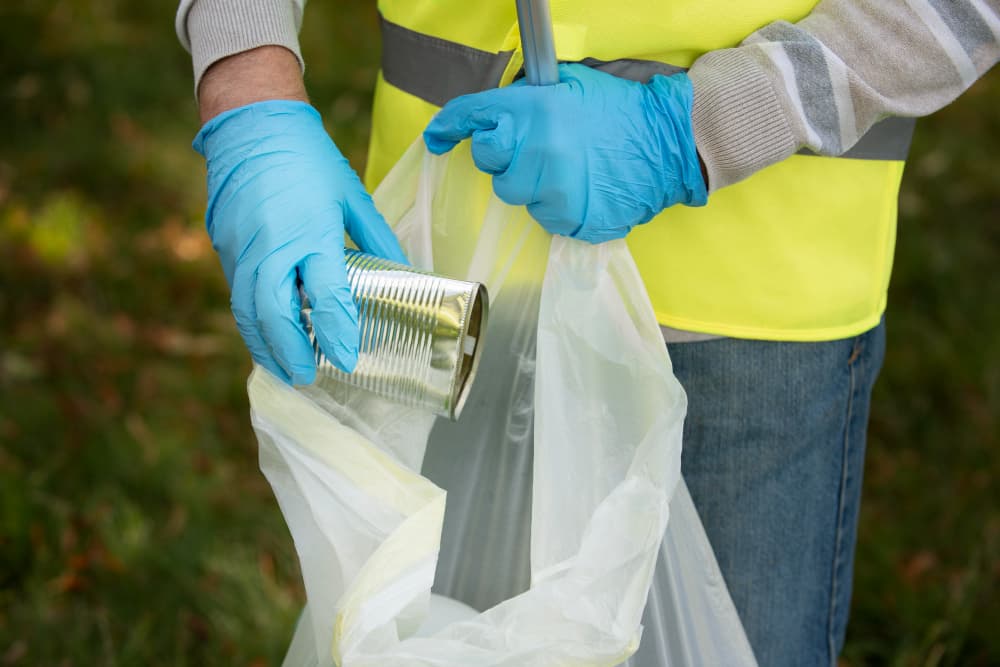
top-left (365, 0), bottom-right (912, 341)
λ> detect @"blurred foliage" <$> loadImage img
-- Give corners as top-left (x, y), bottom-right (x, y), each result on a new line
top-left (846, 71), bottom-right (1000, 666)
top-left (0, 0), bottom-right (997, 665)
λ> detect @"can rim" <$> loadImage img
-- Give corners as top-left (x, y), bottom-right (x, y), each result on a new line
top-left (448, 282), bottom-right (489, 420)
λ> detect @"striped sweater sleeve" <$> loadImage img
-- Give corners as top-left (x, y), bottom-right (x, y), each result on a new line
top-left (175, 0), bottom-right (307, 91)
top-left (689, 0), bottom-right (1000, 191)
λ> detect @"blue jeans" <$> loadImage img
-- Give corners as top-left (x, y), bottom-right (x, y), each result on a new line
top-left (632, 321), bottom-right (886, 666)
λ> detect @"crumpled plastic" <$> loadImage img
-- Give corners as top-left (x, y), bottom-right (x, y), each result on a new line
top-left (247, 140), bottom-right (757, 667)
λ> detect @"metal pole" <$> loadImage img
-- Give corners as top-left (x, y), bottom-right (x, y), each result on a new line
top-left (515, 0), bottom-right (559, 86)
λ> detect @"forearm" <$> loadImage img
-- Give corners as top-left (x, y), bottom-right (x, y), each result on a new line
top-left (176, 0), bottom-right (307, 95)
top-left (198, 45), bottom-right (308, 123)
top-left (691, 0), bottom-right (1000, 191)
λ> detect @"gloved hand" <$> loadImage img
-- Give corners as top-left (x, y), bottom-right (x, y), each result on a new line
top-left (423, 63), bottom-right (707, 243)
top-left (194, 100), bottom-right (407, 384)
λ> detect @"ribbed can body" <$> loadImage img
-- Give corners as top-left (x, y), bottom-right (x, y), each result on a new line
top-left (300, 250), bottom-right (488, 420)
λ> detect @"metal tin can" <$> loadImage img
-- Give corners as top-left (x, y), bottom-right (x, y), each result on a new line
top-left (299, 250), bottom-right (488, 421)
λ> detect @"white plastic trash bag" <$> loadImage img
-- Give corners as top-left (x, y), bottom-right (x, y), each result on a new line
top-left (248, 140), bottom-right (757, 667)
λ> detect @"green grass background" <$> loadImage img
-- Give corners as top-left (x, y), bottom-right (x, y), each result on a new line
top-left (0, 1), bottom-right (997, 665)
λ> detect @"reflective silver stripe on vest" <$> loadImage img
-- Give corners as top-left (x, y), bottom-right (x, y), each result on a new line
top-left (380, 16), bottom-right (914, 161)
top-left (381, 17), bottom-right (514, 107)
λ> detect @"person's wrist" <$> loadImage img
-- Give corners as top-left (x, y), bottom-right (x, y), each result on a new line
top-left (645, 73), bottom-right (708, 207)
top-left (198, 45), bottom-right (308, 124)
top-left (696, 151), bottom-right (709, 190)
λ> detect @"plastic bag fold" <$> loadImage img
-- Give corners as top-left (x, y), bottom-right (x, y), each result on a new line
top-left (248, 141), bottom-right (757, 667)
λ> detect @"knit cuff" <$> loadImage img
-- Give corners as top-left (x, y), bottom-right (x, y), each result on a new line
top-left (688, 48), bottom-right (798, 192)
top-left (178, 0), bottom-right (304, 94)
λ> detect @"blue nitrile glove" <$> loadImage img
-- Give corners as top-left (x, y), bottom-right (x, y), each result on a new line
top-left (193, 100), bottom-right (407, 384)
top-left (423, 63), bottom-right (707, 244)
